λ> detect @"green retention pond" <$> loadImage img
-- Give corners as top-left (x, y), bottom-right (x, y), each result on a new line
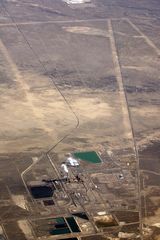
top-left (50, 228), bottom-right (70, 235)
top-left (50, 217), bottom-right (70, 236)
top-left (73, 151), bottom-right (102, 164)
top-left (50, 217), bottom-right (80, 236)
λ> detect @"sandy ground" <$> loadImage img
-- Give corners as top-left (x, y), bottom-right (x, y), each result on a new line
top-left (0, 0), bottom-right (160, 239)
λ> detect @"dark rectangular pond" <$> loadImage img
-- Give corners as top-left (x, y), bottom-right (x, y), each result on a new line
top-left (72, 212), bottom-right (89, 220)
top-left (30, 185), bottom-right (54, 198)
top-left (65, 217), bottom-right (80, 233)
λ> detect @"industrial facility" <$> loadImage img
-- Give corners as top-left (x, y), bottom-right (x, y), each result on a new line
top-left (25, 150), bottom-right (140, 239)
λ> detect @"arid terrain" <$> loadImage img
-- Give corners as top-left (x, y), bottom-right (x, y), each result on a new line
top-left (0, 0), bottom-right (160, 239)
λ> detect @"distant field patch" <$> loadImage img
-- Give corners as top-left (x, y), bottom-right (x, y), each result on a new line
top-left (63, 0), bottom-right (91, 4)
top-left (73, 151), bottom-right (101, 164)
top-left (63, 26), bottom-right (107, 37)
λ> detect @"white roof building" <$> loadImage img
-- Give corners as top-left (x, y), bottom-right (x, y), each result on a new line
top-left (60, 164), bottom-right (69, 179)
top-left (66, 157), bottom-right (79, 167)
top-left (61, 164), bottom-right (69, 173)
